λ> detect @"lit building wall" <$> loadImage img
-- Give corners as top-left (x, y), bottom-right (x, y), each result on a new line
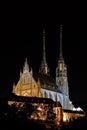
top-left (63, 111), bottom-right (85, 123)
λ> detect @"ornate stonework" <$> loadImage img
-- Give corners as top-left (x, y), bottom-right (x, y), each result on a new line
top-left (12, 58), bottom-right (41, 98)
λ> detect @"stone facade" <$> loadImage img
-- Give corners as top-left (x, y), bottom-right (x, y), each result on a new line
top-left (12, 59), bottom-right (41, 98)
top-left (12, 57), bottom-right (74, 110)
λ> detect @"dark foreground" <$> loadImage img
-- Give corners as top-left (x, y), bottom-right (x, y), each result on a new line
top-left (0, 114), bottom-right (87, 130)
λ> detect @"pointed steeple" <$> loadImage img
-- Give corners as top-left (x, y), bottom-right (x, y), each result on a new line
top-left (56, 24), bottom-right (69, 96)
top-left (57, 25), bottom-right (66, 71)
top-left (43, 28), bottom-right (46, 63)
top-left (23, 58), bottom-right (29, 72)
top-left (59, 24), bottom-right (63, 59)
top-left (39, 26), bottom-right (50, 75)
top-left (57, 25), bottom-right (64, 69)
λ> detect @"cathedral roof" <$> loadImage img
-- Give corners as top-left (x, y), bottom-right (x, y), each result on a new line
top-left (33, 72), bottom-right (58, 92)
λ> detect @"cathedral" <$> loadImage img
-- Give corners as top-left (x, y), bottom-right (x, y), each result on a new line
top-left (12, 25), bottom-right (74, 110)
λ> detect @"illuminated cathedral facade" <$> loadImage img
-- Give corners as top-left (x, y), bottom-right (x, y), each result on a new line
top-left (12, 25), bottom-right (74, 110)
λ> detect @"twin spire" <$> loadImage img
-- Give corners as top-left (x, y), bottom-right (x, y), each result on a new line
top-left (39, 27), bottom-right (50, 75)
top-left (39, 24), bottom-right (64, 76)
top-left (59, 25), bottom-right (63, 60)
top-left (23, 25), bottom-right (64, 77)
top-left (43, 28), bottom-right (46, 64)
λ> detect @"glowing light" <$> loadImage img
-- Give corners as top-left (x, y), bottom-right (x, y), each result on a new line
top-left (76, 107), bottom-right (83, 111)
top-left (63, 114), bottom-right (67, 122)
top-left (69, 101), bottom-right (72, 104)
top-left (73, 107), bottom-right (83, 111)
top-left (73, 107), bottom-right (76, 111)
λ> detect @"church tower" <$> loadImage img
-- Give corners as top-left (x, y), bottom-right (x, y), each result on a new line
top-left (56, 25), bottom-right (69, 96)
top-left (39, 27), bottom-right (50, 75)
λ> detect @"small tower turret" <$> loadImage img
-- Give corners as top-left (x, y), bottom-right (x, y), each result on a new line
top-left (23, 58), bottom-right (29, 73)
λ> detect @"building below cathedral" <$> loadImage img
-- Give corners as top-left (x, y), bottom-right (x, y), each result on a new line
top-left (8, 25), bottom-right (85, 126)
top-left (8, 93), bottom-right (63, 125)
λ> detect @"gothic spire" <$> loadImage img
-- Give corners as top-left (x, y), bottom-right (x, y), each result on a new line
top-left (56, 24), bottom-right (69, 96)
top-left (59, 24), bottom-right (63, 59)
top-left (23, 58), bottom-right (29, 72)
top-left (43, 27), bottom-right (46, 63)
top-left (39, 26), bottom-right (50, 75)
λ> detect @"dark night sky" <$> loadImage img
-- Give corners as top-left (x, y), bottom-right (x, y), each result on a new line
top-left (0, 22), bottom-right (87, 111)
